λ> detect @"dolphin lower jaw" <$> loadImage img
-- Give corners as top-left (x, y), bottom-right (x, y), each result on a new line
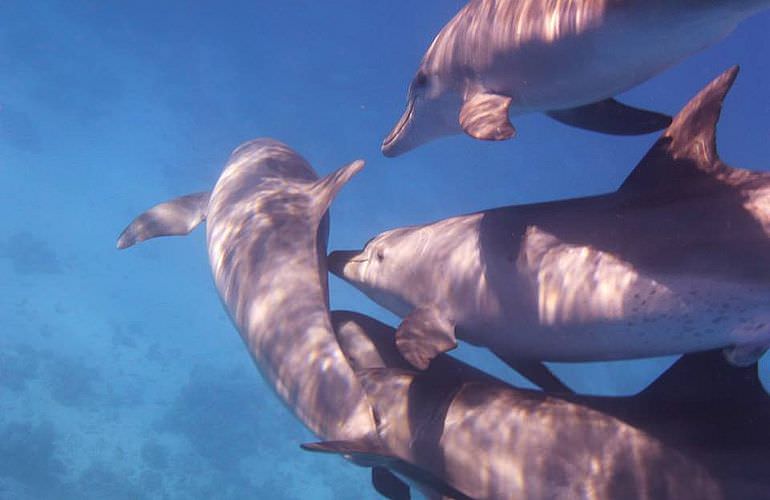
top-left (382, 98), bottom-right (416, 157)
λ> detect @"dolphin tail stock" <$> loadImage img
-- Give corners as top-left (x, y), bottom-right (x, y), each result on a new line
top-left (618, 66), bottom-right (740, 194)
top-left (307, 159), bottom-right (365, 222)
top-left (300, 440), bottom-right (473, 500)
top-left (546, 99), bottom-right (672, 136)
top-left (116, 191), bottom-right (210, 249)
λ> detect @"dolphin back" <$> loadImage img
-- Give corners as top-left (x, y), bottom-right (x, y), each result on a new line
top-left (205, 139), bottom-right (375, 441)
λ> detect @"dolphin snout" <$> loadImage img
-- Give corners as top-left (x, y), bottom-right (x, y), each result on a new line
top-left (328, 250), bottom-right (365, 279)
top-left (381, 99), bottom-right (415, 158)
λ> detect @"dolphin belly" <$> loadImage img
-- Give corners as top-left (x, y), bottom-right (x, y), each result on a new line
top-left (496, 7), bottom-right (743, 112)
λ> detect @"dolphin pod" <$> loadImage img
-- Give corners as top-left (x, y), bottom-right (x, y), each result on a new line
top-left (331, 68), bottom-right (770, 391)
top-left (382, 0), bottom-right (770, 156)
top-left (115, 3), bottom-right (770, 499)
top-left (117, 136), bottom-right (769, 499)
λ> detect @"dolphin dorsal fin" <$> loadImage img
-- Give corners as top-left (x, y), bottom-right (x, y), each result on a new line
top-left (618, 66), bottom-right (739, 194)
top-left (639, 350), bottom-right (767, 404)
top-left (309, 160), bottom-right (365, 220)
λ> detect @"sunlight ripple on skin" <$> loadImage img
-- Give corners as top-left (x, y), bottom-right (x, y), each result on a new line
top-left (119, 139), bottom-right (376, 442)
top-left (331, 312), bottom-right (723, 499)
top-left (206, 141), bottom-right (374, 440)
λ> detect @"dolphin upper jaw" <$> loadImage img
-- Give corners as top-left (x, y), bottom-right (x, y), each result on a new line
top-left (328, 250), bottom-right (367, 281)
top-left (382, 90), bottom-right (464, 157)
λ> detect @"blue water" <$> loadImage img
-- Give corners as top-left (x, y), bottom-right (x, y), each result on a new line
top-left (1, 2), bottom-right (770, 499)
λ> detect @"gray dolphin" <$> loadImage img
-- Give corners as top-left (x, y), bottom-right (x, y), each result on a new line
top-left (117, 139), bottom-right (488, 499)
top-left (333, 67), bottom-right (770, 390)
top-left (306, 311), bottom-right (770, 499)
top-left (117, 139), bottom-right (377, 442)
top-left (382, 0), bottom-right (770, 156)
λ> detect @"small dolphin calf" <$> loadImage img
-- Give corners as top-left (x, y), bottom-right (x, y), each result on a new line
top-left (304, 311), bottom-right (770, 499)
top-left (334, 68), bottom-right (770, 387)
top-left (382, 0), bottom-right (770, 156)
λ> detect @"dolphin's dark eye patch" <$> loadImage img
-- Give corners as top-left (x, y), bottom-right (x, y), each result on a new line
top-left (376, 249), bottom-right (385, 261)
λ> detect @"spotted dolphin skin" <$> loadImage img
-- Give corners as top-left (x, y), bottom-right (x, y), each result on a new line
top-left (307, 311), bottom-right (770, 499)
top-left (117, 139), bottom-right (377, 442)
top-left (382, 0), bottom-right (770, 157)
top-left (333, 68), bottom-right (770, 388)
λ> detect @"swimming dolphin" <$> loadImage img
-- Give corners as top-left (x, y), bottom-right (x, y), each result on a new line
top-left (382, 0), bottom-right (770, 156)
top-left (117, 139), bottom-right (378, 442)
top-left (333, 67), bottom-right (770, 389)
top-left (117, 139), bottom-right (491, 499)
top-left (306, 311), bottom-right (770, 499)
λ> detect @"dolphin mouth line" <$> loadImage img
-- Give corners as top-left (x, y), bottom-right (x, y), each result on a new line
top-left (327, 250), bottom-right (368, 277)
top-left (382, 98), bottom-right (415, 152)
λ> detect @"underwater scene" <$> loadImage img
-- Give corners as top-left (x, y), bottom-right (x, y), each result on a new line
top-left (3, 1), bottom-right (770, 499)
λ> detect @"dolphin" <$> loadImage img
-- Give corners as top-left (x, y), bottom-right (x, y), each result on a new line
top-left (382, 0), bottom-right (770, 157)
top-left (116, 139), bottom-right (495, 499)
top-left (306, 311), bottom-right (770, 499)
top-left (332, 67), bottom-right (770, 391)
top-left (117, 140), bottom-right (379, 445)
top-left (117, 140), bottom-right (484, 499)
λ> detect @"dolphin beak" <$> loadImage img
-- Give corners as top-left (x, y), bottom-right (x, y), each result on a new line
top-left (381, 97), bottom-right (415, 158)
top-left (328, 250), bottom-right (365, 280)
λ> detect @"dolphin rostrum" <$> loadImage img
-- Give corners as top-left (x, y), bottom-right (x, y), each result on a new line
top-left (382, 0), bottom-right (770, 156)
top-left (333, 67), bottom-right (770, 391)
top-left (305, 311), bottom-right (770, 499)
top-left (117, 139), bottom-right (378, 442)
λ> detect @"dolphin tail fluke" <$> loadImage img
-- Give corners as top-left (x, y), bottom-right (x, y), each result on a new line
top-left (619, 66), bottom-right (740, 193)
top-left (116, 191), bottom-right (210, 249)
top-left (546, 99), bottom-right (671, 135)
top-left (301, 440), bottom-right (472, 500)
top-left (308, 160), bottom-right (365, 221)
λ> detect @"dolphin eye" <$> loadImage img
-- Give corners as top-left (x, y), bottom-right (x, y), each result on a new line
top-left (376, 249), bottom-right (385, 262)
top-left (413, 71), bottom-right (428, 89)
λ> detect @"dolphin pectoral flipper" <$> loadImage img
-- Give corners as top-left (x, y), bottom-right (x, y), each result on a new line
top-left (546, 99), bottom-right (672, 136)
top-left (301, 440), bottom-right (472, 500)
top-left (396, 306), bottom-right (457, 370)
top-left (116, 191), bottom-right (210, 249)
top-left (459, 92), bottom-right (515, 141)
top-left (492, 352), bottom-right (573, 394)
